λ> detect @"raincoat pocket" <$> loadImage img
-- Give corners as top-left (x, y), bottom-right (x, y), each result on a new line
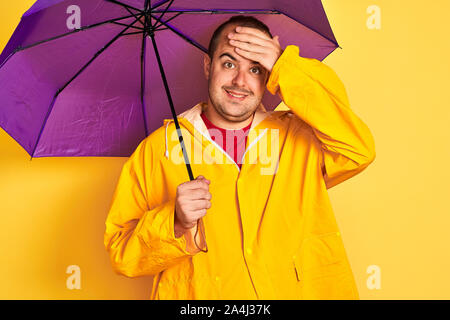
top-left (293, 231), bottom-right (358, 299)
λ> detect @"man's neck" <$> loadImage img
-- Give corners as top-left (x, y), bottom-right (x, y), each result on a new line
top-left (203, 101), bottom-right (254, 130)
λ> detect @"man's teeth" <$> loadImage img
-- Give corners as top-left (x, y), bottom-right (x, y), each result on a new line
top-left (227, 90), bottom-right (246, 98)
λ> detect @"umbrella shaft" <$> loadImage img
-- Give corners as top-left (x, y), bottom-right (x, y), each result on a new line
top-left (149, 33), bottom-right (194, 181)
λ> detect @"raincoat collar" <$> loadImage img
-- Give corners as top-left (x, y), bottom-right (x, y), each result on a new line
top-left (163, 102), bottom-right (271, 160)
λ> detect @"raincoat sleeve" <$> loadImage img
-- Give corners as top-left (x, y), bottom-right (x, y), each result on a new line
top-left (103, 139), bottom-right (199, 278)
top-left (267, 45), bottom-right (376, 189)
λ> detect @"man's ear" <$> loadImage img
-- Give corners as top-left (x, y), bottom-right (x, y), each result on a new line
top-left (203, 54), bottom-right (211, 80)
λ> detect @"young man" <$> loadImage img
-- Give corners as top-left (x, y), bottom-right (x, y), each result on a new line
top-left (104, 16), bottom-right (376, 300)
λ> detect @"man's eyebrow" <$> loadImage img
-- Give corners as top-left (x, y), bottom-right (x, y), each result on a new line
top-left (219, 53), bottom-right (237, 61)
top-left (219, 52), bottom-right (261, 65)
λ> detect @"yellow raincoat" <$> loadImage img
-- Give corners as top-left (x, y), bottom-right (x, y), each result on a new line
top-left (104, 45), bottom-right (376, 300)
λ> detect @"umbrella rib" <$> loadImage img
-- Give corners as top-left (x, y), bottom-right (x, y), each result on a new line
top-left (0, 14), bottom-right (142, 72)
top-left (104, 0), bottom-right (145, 27)
top-left (111, 21), bottom-right (145, 30)
top-left (154, 12), bottom-right (182, 30)
top-left (153, 9), bottom-right (269, 31)
top-left (30, 14), bottom-right (144, 158)
top-left (148, 8), bottom-right (339, 47)
top-left (150, 9), bottom-right (279, 14)
top-left (104, 0), bottom-right (144, 13)
top-left (122, 31), bottom-right (145, 36)
top-left (154, 27), bottom-right (169, 32)
top-left (152, 0), bottom-right (174, 28)
top-left (149, 13), bottom-right (207, 53)
top-left (151, 0), bottom-right (171, 10)
top-left (140, 31), bottom-right (149, 137)
top-left (122, 6), bottom-right (146, 27)
top-left (277, 9), bottom-right (340, 48)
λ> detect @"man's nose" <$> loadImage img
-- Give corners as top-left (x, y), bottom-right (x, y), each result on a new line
top-left (232, 69), bottom-right (246, 87)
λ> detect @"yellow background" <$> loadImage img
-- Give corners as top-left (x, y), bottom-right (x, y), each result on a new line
top-left (1, 0), bottom-right (449, 299)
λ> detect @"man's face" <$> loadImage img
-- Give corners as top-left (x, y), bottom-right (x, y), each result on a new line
top-left (204, 24), bottom-right (269, 123)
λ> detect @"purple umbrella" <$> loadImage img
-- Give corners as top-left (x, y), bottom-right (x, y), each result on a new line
top-left (0, 0), bottom-right (339, 180)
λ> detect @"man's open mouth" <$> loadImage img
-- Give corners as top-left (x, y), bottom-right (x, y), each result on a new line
top-left (224, 89), bottom-right (249, 100)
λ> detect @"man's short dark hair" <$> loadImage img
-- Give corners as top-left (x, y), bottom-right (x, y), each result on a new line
top-left (208, 15), bottom-right (273, 59)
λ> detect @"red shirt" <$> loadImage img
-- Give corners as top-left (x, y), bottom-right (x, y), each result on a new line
top-left (200, 112), bottom-right (252, 169)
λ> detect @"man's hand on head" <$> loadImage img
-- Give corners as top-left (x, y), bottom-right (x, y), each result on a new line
top-left (227, 26), bottom-right (283, 74)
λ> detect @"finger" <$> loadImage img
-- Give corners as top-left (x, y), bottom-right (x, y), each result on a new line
top-left (273, 35), bottom-right (280, 45)
top-left (234, 47), bottom-right (264, 63)
top-left (235, 26), bottom-right (272, 41)
top-left (189, 199), bottom-right (212, 211)
top-left (229, 39), bottom-right (267, 54)
top-left (228, 32), bottom-right (271, 47)
top-left (196, 175), bottom-right (211, 184)
top-left (179, 209), bottom-right (206, 226)
top-left (178, 217), bottom-right (198, 229)
top-left (186, 189), bottom-right (212, 201)
top-left (191, 209), bottom-right (207, 220)
top-left (180, 179), bottom-right (210, 192)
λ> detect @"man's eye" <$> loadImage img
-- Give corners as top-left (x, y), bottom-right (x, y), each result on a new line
top-left (224, 62), bottom-right (235, 69)
top-left (251, 67), bottom-right (261, 74)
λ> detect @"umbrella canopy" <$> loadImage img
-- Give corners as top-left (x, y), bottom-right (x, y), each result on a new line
top-left (0, 0), bottom-right (339, 160)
